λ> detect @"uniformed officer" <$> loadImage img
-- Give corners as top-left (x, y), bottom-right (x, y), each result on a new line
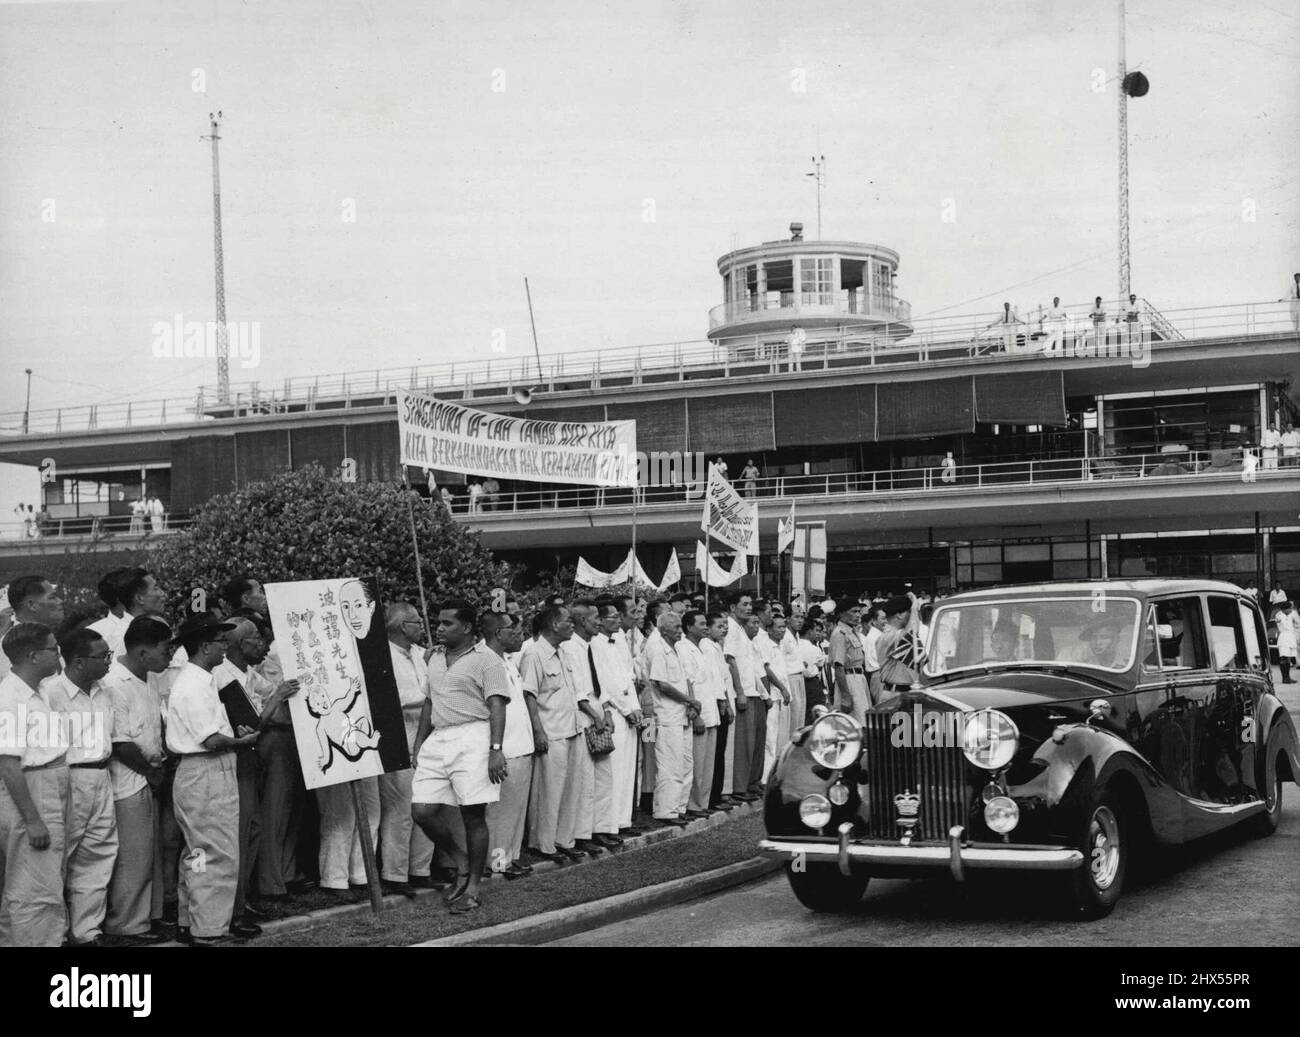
top-left (50, 628), bottom-right (119, 947)
top-left (829, 601), bottom-right (869, 721)
top-left (166, 614), bottom-right (257, 945)
top-left (0, 623), bottom-right (69, 946)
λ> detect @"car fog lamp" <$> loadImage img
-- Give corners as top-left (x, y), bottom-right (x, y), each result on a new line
top-left (961, 709), bottom-right (1019, 771)
top-left (828, 782), bottom-right (850, 806)
top-left (983, 795), bottom-right (1020, 834)
top-left (799, 794), bottom-right (833, 830)
top-left (807, 713), bottom-right (863, 770)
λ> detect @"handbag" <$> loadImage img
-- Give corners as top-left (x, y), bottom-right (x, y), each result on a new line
top-left (584, 723), bottom-right (615, 757)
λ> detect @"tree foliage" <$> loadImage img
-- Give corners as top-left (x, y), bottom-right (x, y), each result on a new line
top-left (148, 464), bottom-right (512, 615)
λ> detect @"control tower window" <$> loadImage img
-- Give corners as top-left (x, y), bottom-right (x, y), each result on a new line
top-left (763, 259), bottom-right (793, 307)
top-left (801, 258), bottom-right (832, 306)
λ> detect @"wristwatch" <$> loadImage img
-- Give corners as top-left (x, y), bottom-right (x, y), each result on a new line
top-left (490, 742), bottom-right (503, 751)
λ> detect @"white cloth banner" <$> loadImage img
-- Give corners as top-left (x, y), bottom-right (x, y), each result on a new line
top-left (657, 548), bottom-right (681, 592)
top-left (576, 557), bottom-right (614, 588)
top-left (695, 541), bottom-right (748, 588)
top-left (777, 500), bottom-right (796, 554)
top-left (397, 388), bottom-right (637, 488)
top-left (701, 464), bottom-right (759, 555)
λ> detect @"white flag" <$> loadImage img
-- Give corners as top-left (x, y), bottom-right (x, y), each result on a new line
top-left (777, 500), bottom-right (796, 554)
top-left (696, 541), bottom-right (747, 588)
top-left (702, 463), bottom-right (758, 555)
top-left (790, 522), bottom-right (827, 599)
top-left (630, 548), bottom-right (657, 591)
top-left (657, 548), bottom-right (682, 593)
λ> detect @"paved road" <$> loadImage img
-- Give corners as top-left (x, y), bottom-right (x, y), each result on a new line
top-left (551, 676), bottom-right (1300, 947)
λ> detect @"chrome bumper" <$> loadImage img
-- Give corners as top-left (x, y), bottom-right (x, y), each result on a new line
top-left (759, 824), bottom-right (1083, 882)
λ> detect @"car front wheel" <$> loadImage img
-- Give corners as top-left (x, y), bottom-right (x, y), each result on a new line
top-left (1069, 795), bottom-right (1127, 919)
top-left (785, 861), bottom-right (869, 912)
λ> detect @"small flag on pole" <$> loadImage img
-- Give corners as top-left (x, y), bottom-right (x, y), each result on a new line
top-left (657, 547), bottom-right (681, 592)
top-left (777, 500), bottom-right (796, 554)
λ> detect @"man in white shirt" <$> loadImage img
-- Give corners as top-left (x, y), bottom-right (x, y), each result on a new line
top-left (797, 620), bottom-right (827, 721)
top-left (49, 628), bottom-right (119, 947)
top-left (646, 611), bottom-right (697, 824)
top-left (166, 615), bottom-right (258, 945)
top-left (86, 569), bottom-right (131, 659)
top-left (1261, 425), bottom-right (1281, 470)
top-left (521, 606), bottom-right (589, 864)
top-left (482, 612), bottom-right (538, 877)
top-left (377, 603), bottom-right (432, 895)
top-left (1281, 424), bottom-right (1300, 468)
top-left (606, 597), bottom-right (647, 835)
top-left (679, 611), bottom-right (725, 818)
top-left (859, 606), bottom-right (886, 703)
top-left (779, 613), bottom-right (807, 735)
top-left (0, 622), bottom-right (69, 946)
top-left (559, 600), bottom-right (614, 855)
top-left (0, 575), bottom-right (65, 681)
top-left (591, 599), bottom-right (643, 839)
top-left (701, 611), bottom-right (736, 811)
top-left (723, 592), bottom-right (761, 802)
top-left (215, 618), bottom-right (298, 935)
top-left (103, 616), bottom-right (173, 944)
top-left (753, 602), bottom-right (789, 782)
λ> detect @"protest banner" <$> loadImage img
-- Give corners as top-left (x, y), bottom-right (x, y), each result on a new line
top-left (265, 577), bottom-right (408, 791)
top-left (397, 388), bottom-right (637, 488)
top-left (701, 464), bottom-right (759, 555)
top-left (696, 541), bottom-right (748, 588)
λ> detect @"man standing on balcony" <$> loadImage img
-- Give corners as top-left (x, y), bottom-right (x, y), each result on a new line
top-left (740, 459), bottom-right (760, 497)
top-left (1261, 424), bottom-right (1282, 470)
top-left (1044, 297), bottom-right (1068, 357)
top-left (1089, 297), bottom-right (1108, 349)
top-left (1280, 423), bottom-right (1299, 469)
top-left (146, 496), bottom-right (165, 533)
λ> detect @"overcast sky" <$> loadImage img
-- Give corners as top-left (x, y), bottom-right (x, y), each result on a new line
top-left (1, 0), bottom-right (1297, 428)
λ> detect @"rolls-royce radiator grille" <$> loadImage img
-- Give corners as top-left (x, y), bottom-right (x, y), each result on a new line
top-left (859, 713), bottom-right (973, 842)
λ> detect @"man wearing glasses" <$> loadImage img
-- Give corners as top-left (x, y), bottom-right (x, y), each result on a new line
top-left (47, 628), bottom-right (119, 947)
top-left (0, 622), bottom-right (68, 946)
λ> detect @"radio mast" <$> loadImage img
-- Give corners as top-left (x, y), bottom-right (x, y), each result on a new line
top-left (202, 112), bottom-right (230, 403)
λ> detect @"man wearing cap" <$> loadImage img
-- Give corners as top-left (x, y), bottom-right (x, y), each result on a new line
top-left (829, 601), bottom-right (869, 721)
top-left (0, 623), bottom-right (69, 946)
top-left (49, 628), bottom-right (119, 947)
top-left (875, 594), bottom-right (925, 700)
top-left (166, 613), bottom-right (259, 945)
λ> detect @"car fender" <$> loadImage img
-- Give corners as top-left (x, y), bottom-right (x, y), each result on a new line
top-left (1257, 695), bottom-right (1300, 788)
top-left (1009, 722), bottom-right (1180, 844)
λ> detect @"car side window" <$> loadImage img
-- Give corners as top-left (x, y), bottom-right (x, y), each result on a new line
top-left (1206, 595), bottom-right (1247, 670)
top-left (1145, 597), bottom-right (1209, 671)
top-left (1236, 601), bottom-right (1266, 671)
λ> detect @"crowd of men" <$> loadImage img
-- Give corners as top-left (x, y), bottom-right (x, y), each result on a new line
top-left (0, 564), bottom-right (930, 947)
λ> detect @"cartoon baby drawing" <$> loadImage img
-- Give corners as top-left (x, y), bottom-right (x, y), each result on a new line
top-left (305, 675), bottom-right (381, 772)
top-left (339, 579), bottom-right (376, 640)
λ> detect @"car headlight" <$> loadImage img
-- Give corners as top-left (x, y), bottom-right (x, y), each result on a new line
top-left (799, 794), bottom-right (832, 830)
top-left (983, 795), bottom-right (1020, 834)
top-left (807, 712), bottom-right (863, 770)
top-left (961, 709), bottom-right (1019, 770)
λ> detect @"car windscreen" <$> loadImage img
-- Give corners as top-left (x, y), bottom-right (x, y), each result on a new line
top-left (925, 596), bottom-right (1140, 676)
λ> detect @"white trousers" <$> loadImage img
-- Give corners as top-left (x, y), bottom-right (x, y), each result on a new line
top-left (65, 767), bottom-right (119, 942)
top-left (610, 715), bottom-right (637, 830)
top-left (653, 722), bottom-right (692, 819)
top-left (316, 777), bottom-right (379, 890)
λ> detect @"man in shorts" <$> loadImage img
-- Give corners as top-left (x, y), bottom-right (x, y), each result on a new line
top-left (410, 599), bottom-right (510, 914)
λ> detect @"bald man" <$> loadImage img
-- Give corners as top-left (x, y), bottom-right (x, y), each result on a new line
top-left (377, 603), bottom-right (435, 894)
top-left (645, 611), bottom-right (698, 825)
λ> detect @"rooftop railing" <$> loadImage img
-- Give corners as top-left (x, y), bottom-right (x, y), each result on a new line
top-left (707, 288), bottom-right (912, 330)
top-left (1, 298), bottom-right (1293, 438)
top-left (1, 447), bottom-right (1293, 547)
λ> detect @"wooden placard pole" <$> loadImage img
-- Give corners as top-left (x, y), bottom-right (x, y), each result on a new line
top-left (350, 778), bottom-right (385, 914)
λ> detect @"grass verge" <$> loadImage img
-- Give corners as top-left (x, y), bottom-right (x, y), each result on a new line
top-left (257, 812), bottom-right (766, 947)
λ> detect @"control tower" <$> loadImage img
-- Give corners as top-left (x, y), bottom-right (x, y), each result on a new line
top-left (707, 222), bottom-right (912, 356)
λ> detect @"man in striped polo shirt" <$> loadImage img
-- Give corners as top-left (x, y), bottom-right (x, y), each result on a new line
top-left (411, 599), bottom-right (510, 915)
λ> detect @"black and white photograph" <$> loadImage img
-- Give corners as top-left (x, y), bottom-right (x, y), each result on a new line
top-left (0, 0), bottom-right (1296, 1002)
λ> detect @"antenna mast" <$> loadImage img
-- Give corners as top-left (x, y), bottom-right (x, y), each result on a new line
top-left (807, 155), bottom-right (826, 240)
top-left (203, 112), bottom-right (230, 403)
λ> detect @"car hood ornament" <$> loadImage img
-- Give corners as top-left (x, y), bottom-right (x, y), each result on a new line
top-left (895, 789), bottom-right (921, 845)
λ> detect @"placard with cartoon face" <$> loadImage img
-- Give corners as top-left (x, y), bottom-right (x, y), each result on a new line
top-left (265, 577), bottom-right (409, 789)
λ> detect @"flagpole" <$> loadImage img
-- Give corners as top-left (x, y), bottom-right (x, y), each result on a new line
top-left (630, 477), bottom-right (639, 611)
top-left (776, 547), bottom-right (782, 608)
top-left (703, 530), bottom-right (711, 615)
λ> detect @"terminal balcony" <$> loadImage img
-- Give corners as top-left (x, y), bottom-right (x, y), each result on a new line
top-left (707, 288), bottom-right (913, 340)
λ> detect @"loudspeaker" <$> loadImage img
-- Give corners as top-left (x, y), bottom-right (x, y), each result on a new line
top-left (1122, 71), bottom-right (1149, 97)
